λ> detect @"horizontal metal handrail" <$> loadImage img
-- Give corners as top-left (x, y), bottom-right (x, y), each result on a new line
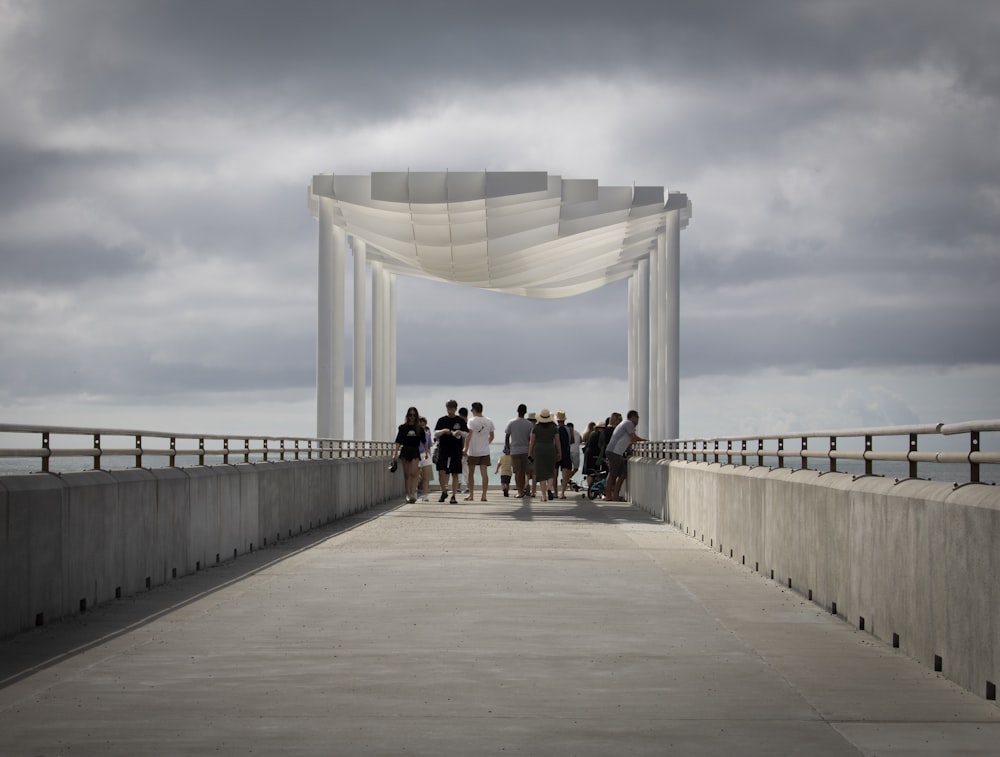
top-left (0, 423), bottom-right (395, 474)
top-left (632, 419), bottom-right (999, 484)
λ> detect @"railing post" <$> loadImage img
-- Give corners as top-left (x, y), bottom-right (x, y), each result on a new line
top-left (198, 437), bottom-right (205, 466)
top-left (170, 437), bottom-right (177, 467)
top-left (42, 431), bottom-right (50, 473)
top-left (94, 433), bottom-right (101, 470)
top-left (135, 434), bottom-right (142, 469)
top-left (777, 437), bottom-right (784, 468)
top-left (223, 438), bottom-right (230, 465)
top-left (800, 436), bottom-right (808, 470)
top-left (829, 435), bottom-right (837, 473)
top-left (726, 439), bottom-right (733, 465)
top-left (757, 438), bottom-right (764, 468)
top-left (864, 434), bottom-right (873, 475)
top-left (970, 430), bottom-right (980, 484)
top-left (909, 433), bottom-right (918, 479)
top-left (740, 439), bottom-right (747, 466)
top-left (263, 438), bottom-right (269, 462)
top-left (244, 438), bottom-right (250, 464)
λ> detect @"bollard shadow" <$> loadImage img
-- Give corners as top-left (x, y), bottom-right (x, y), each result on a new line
top-left (0, 499), bottom-right (406, 690)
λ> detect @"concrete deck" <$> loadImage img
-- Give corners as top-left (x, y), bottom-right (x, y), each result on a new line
top-left (1, 493), bottom-right (998, 756)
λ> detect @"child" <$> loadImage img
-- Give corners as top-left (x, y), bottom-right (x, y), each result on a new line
top-left (495, 447), bottom-right (513, 497)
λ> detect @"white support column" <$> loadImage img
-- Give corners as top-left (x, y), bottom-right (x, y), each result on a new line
top-left (317, 199), bottom-right (346, 439)
top-left (351, 237), bottom-right (367, 440)
top-left (371, 260), bottom-right (386, 442)
top-left (636, 256), bottom-right (650, 434)
top-left (647, 235), bottom-right (662, 440)
top-left (664, 209), bottom-right (681, 440)
top-left (656, 227), bottom-right (668, 440)
top-left (388, 272), bottom-right (398, 440)
top-left (628, 273), bottom-right (636, 413)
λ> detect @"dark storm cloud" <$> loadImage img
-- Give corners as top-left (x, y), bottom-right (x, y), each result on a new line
top-left (0, 238), bottom-right (152, 288)
top-left (2, 0), bottom-right (999, 429)
top-left (11, 1), bottom-right (999, 120)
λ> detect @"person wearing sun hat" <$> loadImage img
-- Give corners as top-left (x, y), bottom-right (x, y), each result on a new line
top-left (528, 408), bottom-right (561, 501)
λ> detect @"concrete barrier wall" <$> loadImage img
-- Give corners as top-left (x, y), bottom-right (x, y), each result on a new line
top-left (0, 458), bottom-right (403, 639)
top-left (628, 458), bottom-right (1000, 701)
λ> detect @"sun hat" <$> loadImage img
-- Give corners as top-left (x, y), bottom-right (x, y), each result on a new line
top-left (556, 410), bottom-right (566, 421)
top-left (537, 408), bottom-right (554, 423)
top-left (527, 412), bottom-right (536, 420)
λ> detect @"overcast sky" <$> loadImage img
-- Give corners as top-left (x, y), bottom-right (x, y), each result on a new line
top-left (1, 0), bottom-right (998, 440)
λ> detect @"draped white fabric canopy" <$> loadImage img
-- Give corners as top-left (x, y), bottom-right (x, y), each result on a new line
top-left (308, 171), bottom-right (691, 441)
top-left (309, 171), bottom-right (690, 298)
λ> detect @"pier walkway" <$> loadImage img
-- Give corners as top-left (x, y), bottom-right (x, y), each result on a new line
top-left (1, 493), bottom-right (998, 756)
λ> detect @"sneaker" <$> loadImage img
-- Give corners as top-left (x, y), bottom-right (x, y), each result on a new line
top-left (450, 496), bottom-right (457, 504)
top-left (439, 492), bottom-right (448, 503)
top-left (421, 495), bottom-right (429, 502)
top-left (503, 489), bottom-right (509, 497)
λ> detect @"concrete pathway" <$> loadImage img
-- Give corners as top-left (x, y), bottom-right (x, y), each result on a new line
top-left (1, 492), bottom-right (998, 756)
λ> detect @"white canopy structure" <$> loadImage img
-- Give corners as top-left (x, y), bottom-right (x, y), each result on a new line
top-left (308, 171), bottom-right (691, 441)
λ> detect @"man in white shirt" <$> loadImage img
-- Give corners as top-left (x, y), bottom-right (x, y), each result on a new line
top-left (606, 410), bottom-right (644, 502)
top-left (464, 401), bottom-right (495, 501)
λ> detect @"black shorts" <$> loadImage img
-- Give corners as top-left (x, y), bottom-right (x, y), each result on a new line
top-left (436, 451), bottom-right (463, 474)
top-left (399, 447), bottom-right (421, 462)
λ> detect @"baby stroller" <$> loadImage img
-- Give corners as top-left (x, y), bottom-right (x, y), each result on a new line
top-left (587, 461), bottom-right (608, 501)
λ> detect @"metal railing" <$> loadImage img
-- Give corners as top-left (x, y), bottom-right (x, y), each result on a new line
top-left (0, 423), bottom-right (395, 474)
top-left (632, 419), bottom-right (1000, 484)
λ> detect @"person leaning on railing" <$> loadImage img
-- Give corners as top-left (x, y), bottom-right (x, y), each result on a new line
top-left (605, 410), bottom-right (645, 502)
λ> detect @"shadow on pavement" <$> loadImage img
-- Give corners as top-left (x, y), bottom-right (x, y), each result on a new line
top-left (0, 499), bottom-right (405, 689)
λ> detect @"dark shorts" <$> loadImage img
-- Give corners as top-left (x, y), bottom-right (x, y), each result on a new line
top-left (467, 454), bottom-right (490, 467)
top-left (437, 452), bottom-right (463, 474)
top-left (399, 447), bottom-right (421, 461)
top-left (607, 451), bottom-right (627, 480)
top-left (510, 453), bottom-right (529, 476)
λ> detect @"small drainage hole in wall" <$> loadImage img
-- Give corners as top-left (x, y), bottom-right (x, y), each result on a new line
top-left (215, 553), bottom-right (220, 564)
top-left (35, 612), bottom-right (44, 627)
top-left (987, 681), bottom-right (996, 701)
top-left (892, 633), bottom-right (900, 649)
top-left (79, 598), bottom-right (87, 613)
top-left (145, 576), bottom-right (151, 589)
top-left (788, 578), bottom-right (792, 589)
top-left (196, 561), bottom-right (201, 572)
top-left (755, 562), bottom-right (759, 572)
top-left (770, 569), bottom-right (775, 580)
top-left (233, 548), bottom-right (238, 559)
top-left (115, 586), bottom-right (122, 599)
top-left (808, 589), bottom-right (813, 601)
top-left (934, 655), bottom-right (943, 672)
top-left (859, 616), bottom-right (865, 631)
top-left (831, 601), bottom-right (838, 615)
top-left (172, 568), bottom-right (177, 579)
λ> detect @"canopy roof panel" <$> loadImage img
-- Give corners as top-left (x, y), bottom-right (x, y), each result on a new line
top-left (309, 171), bottom-right (691, 298)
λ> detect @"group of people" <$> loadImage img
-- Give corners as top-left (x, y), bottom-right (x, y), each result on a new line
top-left (393, 400), bottom-right (644, 505)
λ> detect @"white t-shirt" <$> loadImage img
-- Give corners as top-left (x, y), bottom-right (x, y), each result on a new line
top-left (467, 415), bottom-right (495, 457)
top-left (607, 419), bottom-right (636, 456)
